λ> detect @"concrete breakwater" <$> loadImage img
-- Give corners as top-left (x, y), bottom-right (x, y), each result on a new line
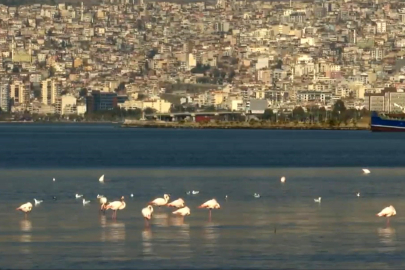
top-left (121, 120), bottom-right (370, 130)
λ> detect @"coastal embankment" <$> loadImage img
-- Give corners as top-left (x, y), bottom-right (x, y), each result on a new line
top-left (121, 119), bottom-right (370, 130)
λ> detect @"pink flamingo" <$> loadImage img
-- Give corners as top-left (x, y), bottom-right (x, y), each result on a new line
top-left (16, 202), bottom-right (33, 218)
top-left (142, 205), bottom-right (154, 226)
top-left (172, 206), bottom-right (190, 216)
top-left (149, 194), bottom-right (170, 207)
top-left (198, 199), bottom-right (220, 220)
top-left (105, 196), bottom-right (126, 219)
top-left (167, 198), bottom-right (185, 208)
top-left (377, 205), bottom-right (396, 225)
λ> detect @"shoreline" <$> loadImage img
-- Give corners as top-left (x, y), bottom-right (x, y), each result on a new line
top-left (121, 121), bottom-right (370, 131)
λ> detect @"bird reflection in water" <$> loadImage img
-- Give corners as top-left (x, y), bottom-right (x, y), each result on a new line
top-left (203, 222), bottom-right (219, 249)
top-left (152, 213), bottom-right (169, 227)
top-left (20, 220), bottom-right (32, 254)
top-left (168, 216), bottom-right (191, 259)
top-left (378, 227), bottom-right (396, 253)
top-left (108, 222), bottom-right (126, 242)
top-left (100, 215), bottom-right (107, 228)
top-left (100, 217), bottom-right (126, 243)
top-left (142, 227), bottom-right (153, 257)
top-left (100, 221), bottom-right (126, 258)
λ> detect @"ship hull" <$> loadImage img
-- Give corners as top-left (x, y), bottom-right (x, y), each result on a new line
top-left (371, 125), bottom-right (405, 132)
top-left (371, 112), bottom-right (405, 132)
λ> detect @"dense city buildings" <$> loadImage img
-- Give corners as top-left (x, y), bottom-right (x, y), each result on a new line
top-left (1, 0), bottom-right (405, 118)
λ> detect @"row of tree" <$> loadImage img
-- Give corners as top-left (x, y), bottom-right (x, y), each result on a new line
top-left (262, 100), bottom-right (370, 125)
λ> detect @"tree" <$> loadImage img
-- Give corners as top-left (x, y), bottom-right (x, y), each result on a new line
top-left (262, 109), bottom-right (273, 120)
top-left (79, 88), bottom-right (88, 97)
top-left (144, 107), bottom-right (156, 115)
top-left (116, 82), bottom-right (126, 92)
top-left (137, 94), bottom-right (146, 100)
top-left (332, 99), bottom-right (346, 122)
top-left (275, 60), bottom-right (283, 69)
top-left (293, 106), bottom-right (306, 121)
top-left (147, 48), bottom-right (158, 59)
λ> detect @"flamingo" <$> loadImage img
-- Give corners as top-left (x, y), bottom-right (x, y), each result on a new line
top-left (142, 205), bottom-right (154, 226)
top-left (149, 194), bottom-right (170, 207)
top-left (377, 205), bottom-right (396, 225)
top-left (167, 198), bottom-right (185, 208)
top-left (281, 176), bottom-right (286, 183)
top-left (16, 202), bottom-right (33, 218)
top-left (105, 196), bottom-right (126, 219)
top-left (33, 198), bottom-right (43, 205)
top-left (172, 206), bottom-right (190, 216)
top-left (198, 199), bottom-right (220, 220)
top-left (99, 196), bottom-right (108, 212)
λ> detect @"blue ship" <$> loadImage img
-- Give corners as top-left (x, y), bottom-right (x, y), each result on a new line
top-left (371, 111), bottom-right (405, 132)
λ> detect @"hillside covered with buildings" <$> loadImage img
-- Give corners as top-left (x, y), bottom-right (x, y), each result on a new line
top-left (0, 0), bottom-right (404, 122)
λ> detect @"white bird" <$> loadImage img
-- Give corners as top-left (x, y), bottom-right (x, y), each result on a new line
top-left (377, 205), bottom-right (397, 225)
top-left (97, 194), bottom-right (104, 199)
top-left (254, 193), bottom-right (260, 198)
top-left (99, 196), bottom-right (107, 212)
top-left (362, 169), bottom-right (371, 174)
top-left (16, 202), bottom-right (33, 218)
top-left (172, 206), bottom-right (191, 216)
top-left (186, 191), bottom-right (191, 195)
top-left (83, 199), bottom-right (90, 205)
top-left (99, 174), bottom-right (105, 182)
top-left (142, 205), bottom-right (154, 226)
top-left (75, 194), bottom-right (83, 198)
top-left (314, 197), bottom-right (321, 203)
top-left (198, 199), bottom-right (220, 220)
top-left (357, 192), bottom-right (360, 197)
top-left (281, 176), bottom-right (286, 183)
top-left (34, 198), bottom-right (43, 205)
top-left (149, 194), bottom-right (170, 207)
top-left (131, 193), bottom-right (134, 197)
top-left (225, 195), bottom-right (228, 199)
top-left (53, 178), bottom-right (56, 182)
top-left (192, 190), bottom-right (199, 195)
top-left (105, 196), bottom-right (126, 219)
top-left (167, 198), bottom-right (185, 208)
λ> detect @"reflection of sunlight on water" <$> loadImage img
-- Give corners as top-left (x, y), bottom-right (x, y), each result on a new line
top-left (152, 213), bottom-right (169, 227)
top-left (377, 227), bottom-right (396, 253)
top-left (20, 220), bottom-right (32, 254)
top-left (142, 228), bottom-right (153, 257)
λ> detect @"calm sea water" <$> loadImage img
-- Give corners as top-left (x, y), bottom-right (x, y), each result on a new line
top-left (1, 124), bottom-right (405, 269)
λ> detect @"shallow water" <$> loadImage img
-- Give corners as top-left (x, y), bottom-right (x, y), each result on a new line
top-left (1, 124), bottom-right (405, 269)
top-left (2, 168), bottom-right (405, 269)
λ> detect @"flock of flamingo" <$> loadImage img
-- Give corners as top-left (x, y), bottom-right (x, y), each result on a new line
top-left (15, 169), bottom-right (397, 226)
